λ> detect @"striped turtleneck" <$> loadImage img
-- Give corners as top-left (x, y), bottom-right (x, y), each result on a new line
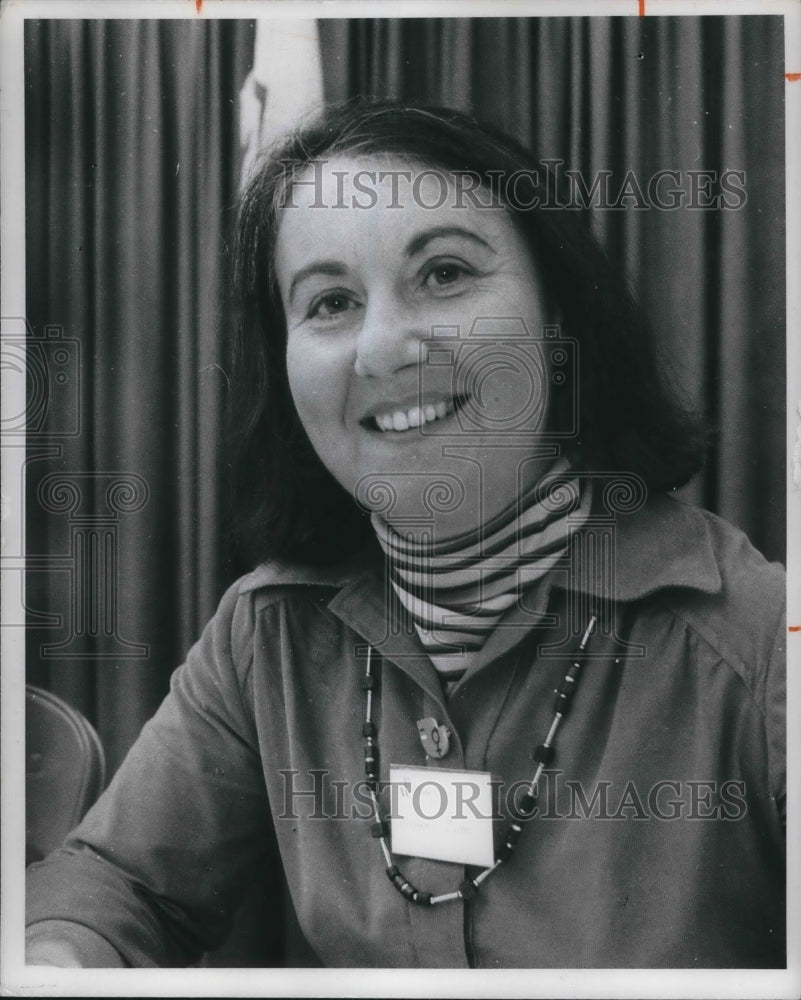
top-left (371, 458), bottom-right (593, 680)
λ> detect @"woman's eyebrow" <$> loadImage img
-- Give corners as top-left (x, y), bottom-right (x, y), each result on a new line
top-left (288, 261), bottom-right (348, 304)
top-left (404, 226), bottom-right (495, 258)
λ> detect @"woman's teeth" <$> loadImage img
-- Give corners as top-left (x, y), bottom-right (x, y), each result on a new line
top-left (374, 401), bottom-right (450, 432)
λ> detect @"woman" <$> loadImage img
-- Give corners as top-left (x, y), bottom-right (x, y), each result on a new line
top-left (26, 101), bottom-right (785, 968)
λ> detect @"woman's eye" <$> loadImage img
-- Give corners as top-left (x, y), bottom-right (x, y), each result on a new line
top-left (422, 260), bottom-right (472, 290)
top-left (308, 291), bottom-right (357, 320)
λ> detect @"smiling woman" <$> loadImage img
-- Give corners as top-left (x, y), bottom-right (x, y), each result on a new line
top-left (25, 101), bottom-right (786, 969)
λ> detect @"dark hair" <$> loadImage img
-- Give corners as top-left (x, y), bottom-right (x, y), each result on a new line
top-left (227, 99), bottom-right (706, 567)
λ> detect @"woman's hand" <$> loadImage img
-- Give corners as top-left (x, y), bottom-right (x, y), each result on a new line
top-left (26, 920), bottom-right (126, 967)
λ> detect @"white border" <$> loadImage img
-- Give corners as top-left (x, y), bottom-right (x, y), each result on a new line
top-left (2, 1), bottom-right (799, 997)
top-left (2, 0), bottom-right (801, 18)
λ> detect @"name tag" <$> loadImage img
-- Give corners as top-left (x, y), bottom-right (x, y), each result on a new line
top-left (389, 764), bottom-right (495, 867)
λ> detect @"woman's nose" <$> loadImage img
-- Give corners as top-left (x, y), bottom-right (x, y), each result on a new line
top-left (354, 293), bottom-right (425, 378)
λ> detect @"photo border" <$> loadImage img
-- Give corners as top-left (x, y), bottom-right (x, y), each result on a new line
top-left (2, 1), bottom-right (799, 996)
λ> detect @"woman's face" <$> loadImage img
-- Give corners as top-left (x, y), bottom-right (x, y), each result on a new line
top-left (276, 155), bottom-right (557, 536)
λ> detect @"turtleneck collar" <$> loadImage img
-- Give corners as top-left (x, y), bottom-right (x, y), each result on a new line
top-left (371, 459), bottom-right (594, 677)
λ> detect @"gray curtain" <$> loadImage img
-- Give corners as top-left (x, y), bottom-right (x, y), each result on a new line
top-left (25, 19), bottom-right (254, 772)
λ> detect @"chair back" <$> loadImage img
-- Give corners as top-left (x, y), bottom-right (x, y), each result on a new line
top-left (26, 685), bottom-right (106, 863)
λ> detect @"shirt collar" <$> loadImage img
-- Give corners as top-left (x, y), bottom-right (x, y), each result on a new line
top-left (237, 556), bottom-right (362, 593)
top-left (576, 492), bottom-right (722, 602)
top-left (237, 494), bottom-right (721, 702)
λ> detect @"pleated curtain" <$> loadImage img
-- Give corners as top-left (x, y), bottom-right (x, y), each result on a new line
top-left (24, 19), bottom-right (254, 770)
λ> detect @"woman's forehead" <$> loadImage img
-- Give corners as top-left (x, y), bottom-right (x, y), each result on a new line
top-left (275, 153), bottom-right (515, 261)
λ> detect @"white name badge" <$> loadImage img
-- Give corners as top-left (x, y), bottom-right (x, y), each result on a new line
top-left (389, 764), bottom-right (495, 868)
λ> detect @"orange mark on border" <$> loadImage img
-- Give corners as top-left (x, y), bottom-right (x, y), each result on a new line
top-left (638, 0), bottom-right (646, 15)
top-left (196, 0), bottom-right (202, 12)
top-left (789, 626), bottom-right (801, 632)
top-left (786, 73), bottom-right (801, 82)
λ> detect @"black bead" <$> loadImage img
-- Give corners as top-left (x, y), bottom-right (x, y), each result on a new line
top-left (533, 743), bottom-right (555, 765)
top-left (558, 676), bottom-right (577, 695)
top-left (517, 791), bottom-right (537, 817)
top-left (553, 691), bottom-right (572, 715)
top-left (364, 745), bottom-right (379, 761)
top-left (458, 879), bottom-right (478, 900)
top-left (507, 825), bottom-right (522, 846)
top-left (567, 662), bottom-right (582, 679)
top-left (361, 675), bottom-right (376, 690)
top-left (386, 865), bottom-right (401, 879)
top-left (365, 764), bottom-right (378, 779)
top-left (362, 722), bottom-right (376, 738)
top-left (496, 842), bottom-right (514, 862)
top-left (413, 891), bottom-right (433, 905)
top-left (371, 822), bottom-right (388, 839)
top-left (400, 882), bottom-right (417, 900)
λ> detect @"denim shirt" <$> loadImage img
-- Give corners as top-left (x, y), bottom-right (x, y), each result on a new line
top-left (26, 495), bottom-right (786, 967)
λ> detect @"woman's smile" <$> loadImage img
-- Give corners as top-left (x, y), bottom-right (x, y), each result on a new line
top-left (360, 390), bottom-right (468, 433)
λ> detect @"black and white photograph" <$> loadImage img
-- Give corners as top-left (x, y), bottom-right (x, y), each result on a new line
top-left (1, 1), bottom-right (799, 995)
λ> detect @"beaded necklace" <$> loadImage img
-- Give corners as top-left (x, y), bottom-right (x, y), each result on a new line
top-left (360, 615), bottom-right (597, 906)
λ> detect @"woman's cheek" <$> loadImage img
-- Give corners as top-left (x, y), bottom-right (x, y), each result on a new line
top-left (285, 334), bottom-right (321, 431)
top-left (286, 332), bottom-right (349, 436)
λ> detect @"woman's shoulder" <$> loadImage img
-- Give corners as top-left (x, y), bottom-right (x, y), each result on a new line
top-left (614, 491), bottom-right (784, 601)
top-left (620, 493), bottom-right (785, 693)
top-left (688, 501), bottom-right (783, 582)
top-left (232, 548), bottom-right (378, 606)
top-left (650, 493), bottom-right (783, 603)
top-left (234, 556), bottom-right (367, 596)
